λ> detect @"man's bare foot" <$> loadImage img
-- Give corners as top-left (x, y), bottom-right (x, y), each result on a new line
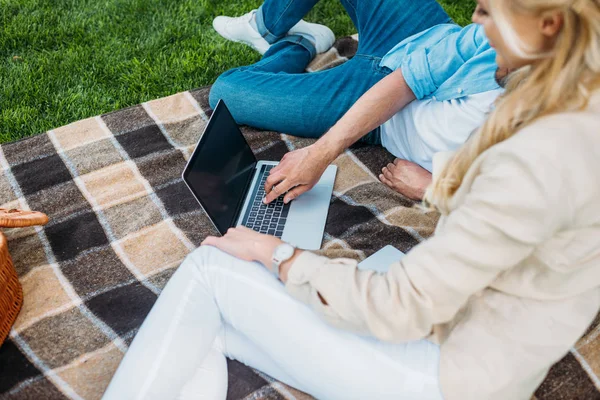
top-left (379, 158), bottom-right (432, 201)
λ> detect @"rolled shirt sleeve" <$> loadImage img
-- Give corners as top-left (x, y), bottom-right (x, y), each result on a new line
top-left (401, 24), bottom-right (494, 100)
top-left (285, 147), bottom-right (568, 343)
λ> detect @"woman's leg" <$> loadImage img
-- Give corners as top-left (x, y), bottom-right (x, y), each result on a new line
top-left (177, 347), bottom-right (228, 400)
top-left (179, 246), bottom-right (443, 399)
top-left (104, 246), bottom-right (443, 399)
top-left (191, 246), bottom-right (442, 399)
top-left (101, 251), bottom-right (226, 400)
top-left (179, 323), bottom-right (305, 397)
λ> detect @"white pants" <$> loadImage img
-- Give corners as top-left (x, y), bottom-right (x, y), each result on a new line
top-left (103, 246), bottom-right (443, 400)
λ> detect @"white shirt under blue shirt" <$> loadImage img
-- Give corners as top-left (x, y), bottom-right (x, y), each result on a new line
top-left (379, 23), bottom-right (503, 172)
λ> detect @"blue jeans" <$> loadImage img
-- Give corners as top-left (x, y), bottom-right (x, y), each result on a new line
top-left (208, 0), bottom-right (452, 140)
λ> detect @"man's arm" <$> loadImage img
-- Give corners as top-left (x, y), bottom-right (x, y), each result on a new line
top-left (316, 68), bottom-right (416, 159)
top-left (264, 69), bottom-right (416, 204)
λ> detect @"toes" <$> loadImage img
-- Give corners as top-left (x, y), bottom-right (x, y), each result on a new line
top-left (379, 174), bottom-right (394, 188)
top-left (383, 167), bottom-right (394, 179)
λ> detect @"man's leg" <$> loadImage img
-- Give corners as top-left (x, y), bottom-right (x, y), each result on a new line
top-left (256, 0), bottom-right (451, 56)
top-left (256, 0), bottom-right (323, 44)
top-left (209, 37), bottom-right (391, 137)
top-left (347, 0), bottom-right (453, 57)
top-left (210, 0), bottom-right (451, 138)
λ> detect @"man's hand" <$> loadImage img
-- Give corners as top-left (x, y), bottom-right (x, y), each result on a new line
top-left (379, 159), bottom-right (432, 201)
top-left (263, 143), bottom-right (334, 204)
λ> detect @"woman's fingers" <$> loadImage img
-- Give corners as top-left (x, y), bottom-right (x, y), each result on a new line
top-left (201, 235), bottom-right (219, 246)
top-left (201, 235), bottom-right (234, 255)
top-left (201, 227), bottom-right (280, 266)
top-left (202, 227), bottom-right (241, 247)
top-left (201, 230), bottom-right (250, 261)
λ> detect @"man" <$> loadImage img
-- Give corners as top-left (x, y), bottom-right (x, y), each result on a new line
top-left (209, 0), bottom-right (503, 202)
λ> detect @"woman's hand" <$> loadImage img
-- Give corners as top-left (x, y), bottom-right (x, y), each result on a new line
top-left (201, 226), bottom-right (283, 269)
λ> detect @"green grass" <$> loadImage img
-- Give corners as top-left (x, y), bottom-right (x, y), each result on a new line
top-left (0, 0), bottom-right (475, 143)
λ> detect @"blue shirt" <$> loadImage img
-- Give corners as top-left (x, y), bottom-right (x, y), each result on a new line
top-left (380, 24), bottom-right (500, 101)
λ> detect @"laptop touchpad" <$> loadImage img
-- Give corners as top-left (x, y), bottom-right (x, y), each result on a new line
top-left (282, 166), bottom-right (336, 250)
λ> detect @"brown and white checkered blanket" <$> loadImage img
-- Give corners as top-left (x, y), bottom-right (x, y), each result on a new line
top-left (0, 36), bottom-right (599, 400)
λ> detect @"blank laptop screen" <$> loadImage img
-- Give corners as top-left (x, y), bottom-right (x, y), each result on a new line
top-left (183, 101), bottom-right (257, 234)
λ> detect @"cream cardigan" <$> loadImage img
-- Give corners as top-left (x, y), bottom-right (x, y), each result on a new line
top-left (285, 93), bottom-right (600, 400)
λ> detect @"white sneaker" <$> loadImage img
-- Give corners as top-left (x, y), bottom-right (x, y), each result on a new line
top-left (213, 10), bottom-right (335, 55)
top-left (212, 10), bottom-right (270, 55)
top-left (288, 20), bottom-right (335, 54)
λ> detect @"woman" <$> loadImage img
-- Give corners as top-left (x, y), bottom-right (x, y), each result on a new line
top-left (103, 1), bottom-right (600, 399)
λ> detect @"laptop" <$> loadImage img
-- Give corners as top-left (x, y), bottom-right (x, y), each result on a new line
top-left (182, 100), bottom-right (337, 250)
top-left (358, 245), bottom-right (405, 273)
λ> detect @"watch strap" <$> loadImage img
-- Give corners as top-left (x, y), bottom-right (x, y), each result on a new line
top-left (271, 243), bottom-right (295, 278)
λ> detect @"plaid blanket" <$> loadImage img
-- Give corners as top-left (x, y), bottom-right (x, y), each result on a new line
top-left (1, 36), bottom-right (599, 400)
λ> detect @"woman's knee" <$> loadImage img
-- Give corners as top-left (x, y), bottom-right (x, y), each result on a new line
top-left (185, 245), bottom-right (251, 278)
top-left (187, 245), bottom-right (224, 271)
top-left (186, 245), bottom-right (275, 285)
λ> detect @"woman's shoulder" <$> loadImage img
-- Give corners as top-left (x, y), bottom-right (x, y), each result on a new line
top-left (491, 96), bottom-right (600, 166)
top-left (524, 98), bottom-right (599, 137)
top-left (478, 96), bottom-right (600, 214)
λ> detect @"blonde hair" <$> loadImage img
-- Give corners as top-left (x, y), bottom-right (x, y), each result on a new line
top-left (425, 0), bottom-right (600, 213)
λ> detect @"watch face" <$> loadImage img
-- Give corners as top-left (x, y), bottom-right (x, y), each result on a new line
top-left (274, 243), bottom-right (295, 261)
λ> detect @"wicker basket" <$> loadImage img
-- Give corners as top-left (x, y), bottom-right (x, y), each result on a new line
top-left (0, 232), bottom-right (23, 346)
top-left (0, 208), bottom-right (49, 347)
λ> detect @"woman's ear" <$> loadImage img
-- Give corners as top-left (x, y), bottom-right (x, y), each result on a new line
top-left (539, 11), bottom-right (563, 39)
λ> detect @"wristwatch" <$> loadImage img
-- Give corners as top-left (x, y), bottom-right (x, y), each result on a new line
top-left (271, 243), bottom-right (296, 278)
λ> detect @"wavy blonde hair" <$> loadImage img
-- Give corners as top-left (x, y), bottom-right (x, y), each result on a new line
top-left (425, 0), bottom-right (600, 214)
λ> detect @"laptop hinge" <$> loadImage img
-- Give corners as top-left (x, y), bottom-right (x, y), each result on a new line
top-left (230, 161), bottom-right (259, 228)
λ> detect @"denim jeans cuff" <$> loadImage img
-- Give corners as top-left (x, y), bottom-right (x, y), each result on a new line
top-left (281, 34), bottom-right (317, 60)
top-left (255, 6), bottom-right (281, 44)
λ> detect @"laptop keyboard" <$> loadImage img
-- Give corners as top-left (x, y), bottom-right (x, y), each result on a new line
top-left (241, 165), bottom-right (290, 238)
